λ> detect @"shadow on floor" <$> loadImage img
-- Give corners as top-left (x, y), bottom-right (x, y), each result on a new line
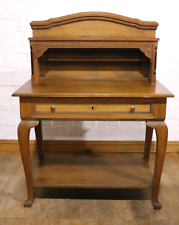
top-left (34, 187), bottom-right (151, 200)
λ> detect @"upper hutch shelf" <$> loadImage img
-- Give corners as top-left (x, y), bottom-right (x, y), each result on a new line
top-left (29, 12), bottom-right (159, 83)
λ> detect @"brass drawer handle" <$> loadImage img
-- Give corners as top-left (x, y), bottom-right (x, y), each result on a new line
top-left (51, 105), bottom-right (56, 113)
top-left (130, 106), bottom-right (135, 113)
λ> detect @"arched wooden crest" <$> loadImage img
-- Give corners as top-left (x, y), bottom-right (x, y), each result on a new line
top-left (30, 12), bottom-right (158, 39)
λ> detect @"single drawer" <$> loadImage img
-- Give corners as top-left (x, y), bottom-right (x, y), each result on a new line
top-left (20, 98), bottom-right (166, 120)
top-left (35, 104), bottom-right (151, 114)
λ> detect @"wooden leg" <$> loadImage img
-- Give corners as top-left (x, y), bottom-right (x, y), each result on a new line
top-left (144, 122), bottom-right (153, 161)
top-left (35, 120), bottom-right (44, 160)
top-left (18, 120), bottom-right (39, 207)
top-left (146, 121), bottom-right (168, 210)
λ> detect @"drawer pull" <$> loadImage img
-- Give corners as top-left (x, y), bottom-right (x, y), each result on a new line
top-left (51, 105), bottom-right (56, 113)
top-left (92, 106), bottom-right (94, 110)
top-left (130, 106), bottom-right (135, 113)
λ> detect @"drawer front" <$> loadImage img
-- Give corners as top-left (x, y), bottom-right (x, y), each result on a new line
top-left (35, 104), bottom-right (151, 114)
top-left (19, 98), bottom-right (166, 120)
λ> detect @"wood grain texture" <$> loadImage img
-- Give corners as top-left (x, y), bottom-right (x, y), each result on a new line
top-left (11, 12), bottom-right (174, 211)
top-left (34, 121), bottom-right (44, 159)
top-left (147, 121), bottom-right (168, 209)
top-left (144, 124), bottom-right (153, 160)
top-left (18, 120), bottom-right (39, 207)
top-left (12, 79), bottom-right (173, 98)
top-left (32, 153), bottom-right (152, 189)
top-left (30, 12), bottom-right (158, 44)
top-left (1, 152), bottom-right (179, 224)
top-left (46, 199), bottom-right (65, 219)
top-left (30, 12), bottom-right (158, 30)
top-left (35, 104), bottom-right (150, 113)
top-left (26, 12), bottom-right (160, 82)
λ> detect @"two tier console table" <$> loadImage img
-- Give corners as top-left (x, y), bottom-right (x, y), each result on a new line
top-left (13, 12), bottom-right (174, 209)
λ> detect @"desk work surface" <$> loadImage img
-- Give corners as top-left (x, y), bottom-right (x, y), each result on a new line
top-left (13, 79), bottom-right (173, 98)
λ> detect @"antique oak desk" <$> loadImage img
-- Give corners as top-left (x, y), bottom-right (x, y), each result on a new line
top-left (13, 12), bottom-right (174, 209)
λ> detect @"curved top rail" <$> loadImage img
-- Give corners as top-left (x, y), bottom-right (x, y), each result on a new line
top-left (30, 12), bottom-right (158, 30)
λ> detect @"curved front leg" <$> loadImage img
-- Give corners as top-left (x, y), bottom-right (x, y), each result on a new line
top-left (147, 121), bottom-right (168, 210)
top-left (35, 120), bottom-right (44, 160)
top-left (18, 120), bottom-right (39, 207)
top-left (144, 123), bottom-right (153, 161)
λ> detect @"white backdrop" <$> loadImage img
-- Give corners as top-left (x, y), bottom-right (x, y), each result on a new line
top-left (0, 0), bottom-right (178, 140)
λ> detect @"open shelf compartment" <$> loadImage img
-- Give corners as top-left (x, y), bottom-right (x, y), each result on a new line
top-left (38, 48), bottom-right (150, 80)
top-left (39, 48), bottom-right (149, 62)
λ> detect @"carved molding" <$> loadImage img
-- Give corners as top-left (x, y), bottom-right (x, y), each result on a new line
top-left (30, 12), bottom-right (158, 30)
top-left (33, 46), bottom-right (48, 59)
top-left (140, 47), bottom-right (153, 61)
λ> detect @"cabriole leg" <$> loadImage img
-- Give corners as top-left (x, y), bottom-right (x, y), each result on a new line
top-left (35, 120), bottom-right (44, 160)
top-left (18, 120), bottom-right (39, 207)
top-left (146, 121), bottom-right (168, 209)
top-left (144, 122), bottom-right (153, 161)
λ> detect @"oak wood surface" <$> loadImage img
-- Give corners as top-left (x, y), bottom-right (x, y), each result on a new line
top-left (32, 152), bottom-right (152, 189)
top-left (13, 12), bottom-right (174, 210)
top-left (38, 48), bottom-right (151, 80)
top-left (34, 121), bottom-right (44, 160)
top-left (144, 124), bottom-right (153, 160)
top-left (147, 121), bottom-right (168, 209)
top-left (30, 12), bottom-right (158, 39)
top-left (28, 12), bottom-right (159, 82)
top-left (19, 101), bottom-right (165, 121)
top-left (35, 104), bottom-right (150, 113)
top-left (30, 12), bottom-right (158, 29)
top-left (18, 120), bottom-right (39, 207)
top-left (13, 79), bottom-right (173, 98)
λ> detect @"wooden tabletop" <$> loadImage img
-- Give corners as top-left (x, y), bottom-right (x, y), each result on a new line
top-left (12, 78), bottom-right (174, 98)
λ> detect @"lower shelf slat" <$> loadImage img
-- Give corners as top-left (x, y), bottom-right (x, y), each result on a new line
top-left (33, 152), bottom-right (152, 189)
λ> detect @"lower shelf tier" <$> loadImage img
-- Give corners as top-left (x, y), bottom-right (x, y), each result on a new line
top-left (33, 152), bottom-right (152, 189)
